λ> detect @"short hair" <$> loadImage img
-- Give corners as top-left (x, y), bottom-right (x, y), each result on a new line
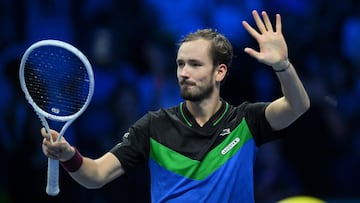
top-left (178, 29), bottom-right (233, 83)
top-left (178, 28), bottom-right (233, 69)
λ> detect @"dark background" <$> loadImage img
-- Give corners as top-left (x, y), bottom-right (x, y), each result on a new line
top-left (1, 0), bottom-right (360, 202)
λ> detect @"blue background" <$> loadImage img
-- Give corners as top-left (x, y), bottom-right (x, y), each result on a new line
top-left (1, 0), bottom-right (360, 202)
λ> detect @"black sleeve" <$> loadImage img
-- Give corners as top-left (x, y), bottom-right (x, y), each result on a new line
top-left (243, 102), bottom-right (286, 146)
top-left (110, 113), bottom-right (150, 173)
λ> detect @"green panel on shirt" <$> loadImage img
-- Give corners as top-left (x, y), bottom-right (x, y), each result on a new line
top-left (149, 118), bottom-right (253, 180)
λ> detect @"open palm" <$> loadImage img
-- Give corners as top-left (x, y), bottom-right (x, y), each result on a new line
top-left (242, 10), bottom-right (288, 67)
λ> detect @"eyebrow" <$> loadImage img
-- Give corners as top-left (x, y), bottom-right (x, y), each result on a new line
top-left (176, 59), bottom-right (202, 63)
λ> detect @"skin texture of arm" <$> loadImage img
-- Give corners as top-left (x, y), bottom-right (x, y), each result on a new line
top-left (242, 10), bottom-right (310, 130)
top-left (41, 128), bottom-right (125, 189)
top-left (68, 152), bottom-right (124, 189)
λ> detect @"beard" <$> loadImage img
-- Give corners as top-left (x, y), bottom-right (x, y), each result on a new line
top-left (179, 80), bottom-right (214, 102)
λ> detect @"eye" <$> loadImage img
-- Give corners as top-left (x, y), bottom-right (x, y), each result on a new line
top-left (189, 61), bottom-right (202, 67)
top-left (177, 60), bottom-right (185, 67)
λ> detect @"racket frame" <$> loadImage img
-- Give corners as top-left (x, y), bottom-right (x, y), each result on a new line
top-left (19, 39), bottom-right (95, 196)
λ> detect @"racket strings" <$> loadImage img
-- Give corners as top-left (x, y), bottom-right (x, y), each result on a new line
top-left (24, 46), bottom-right (91, 116)
top-left (25, 63), bottom-right (89, 102)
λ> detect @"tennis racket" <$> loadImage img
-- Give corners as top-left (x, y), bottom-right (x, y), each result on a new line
top-left (19, 39), bottom-right (95, 196)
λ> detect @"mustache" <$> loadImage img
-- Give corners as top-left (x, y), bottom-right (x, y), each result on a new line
top-left (179, 79), bottom-right (195, 86)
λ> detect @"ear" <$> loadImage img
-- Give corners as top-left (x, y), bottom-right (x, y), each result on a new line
top-left (215, 64), bottom-right (227, 83)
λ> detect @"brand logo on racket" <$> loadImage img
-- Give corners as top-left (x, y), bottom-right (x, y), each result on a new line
top-left (51, 107), bottom-right (60, 114)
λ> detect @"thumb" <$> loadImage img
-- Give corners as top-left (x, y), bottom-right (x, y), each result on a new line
top-left (244, 47), bottom-right (260, 60)
top-left (41, 127), bottom-right (59, 142)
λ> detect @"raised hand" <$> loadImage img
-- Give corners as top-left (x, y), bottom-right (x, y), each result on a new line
top-left (242, 10), bottom-right (288, 67)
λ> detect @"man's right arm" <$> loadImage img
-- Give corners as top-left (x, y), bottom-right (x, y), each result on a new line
top-left (68, 152), bottom-right (125, 189)
top-left (41, 128), bottom-right (125, 189)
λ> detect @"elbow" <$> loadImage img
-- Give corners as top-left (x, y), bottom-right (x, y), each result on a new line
top-left (296, 95), bottom-right (311, 116)
top-left (78, 179), bottom-right (106, 189)
top-left (82, 182), bottom-right (105, 189)
top-left (303, 95), bottom-right (311, 113)
top-left (85, 185), bottom-right (103, 189)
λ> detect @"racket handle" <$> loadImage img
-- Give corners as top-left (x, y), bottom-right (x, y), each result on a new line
top-left (46, 158), bottom-right (60, 196)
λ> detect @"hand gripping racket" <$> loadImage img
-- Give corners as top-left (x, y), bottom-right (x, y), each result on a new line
top-left (19, 39), bottom-right (95, 196)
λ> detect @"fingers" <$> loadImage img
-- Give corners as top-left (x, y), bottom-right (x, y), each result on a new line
top-left (41, 127), bottom-right (60, 142)
top-left (276, 14), bottom-right (282, 33)
top-left (42, 137), bottom-right (57, 159)
top-left (261, 11), bottom-right (273, 32)
top-left (252, 10), bottom-right (267, 33)
top-left (41, 127), bottom-right (48, 137)
top-left (42, 138), bottom-right (74, 161)
top-left (41, 127), bottom-right (62, 159)
top-left (242, 21), bottom-right (260, 39)
top-left (47, 147), bottom-right (64, 160)
top-left (244, 47), bottom-right (260, 60)
top-left (243, 10), bottom-right (285, 64)
top-left (47, 151), bottom-right (60, 160)
top-left (42, 135), bottom-right (66, 160)
top-left (244, 10), bottom-right (280, 34)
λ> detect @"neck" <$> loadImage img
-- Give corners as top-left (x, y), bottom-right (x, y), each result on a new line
top-left (185, 96), bottom-right (222, 127)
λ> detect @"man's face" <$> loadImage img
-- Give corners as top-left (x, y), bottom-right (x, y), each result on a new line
top-left (176, 39), bottom-right (216, 102)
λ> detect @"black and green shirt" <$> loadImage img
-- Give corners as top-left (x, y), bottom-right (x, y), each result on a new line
top-left (110, 100), bottom-right (281, 202)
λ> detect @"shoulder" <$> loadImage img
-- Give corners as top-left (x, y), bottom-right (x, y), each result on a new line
top-left (238, 101), bottom-right (269, 110)
top-left (148, 105), bottom-right (179, 117)
top-left (133, 104), bottom-right (180, 126)
top-left (228, 101), bottom-right (270, 116)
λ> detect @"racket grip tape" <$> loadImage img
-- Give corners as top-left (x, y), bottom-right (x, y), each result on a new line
top-left (46, 158), bottom-right (60, 196)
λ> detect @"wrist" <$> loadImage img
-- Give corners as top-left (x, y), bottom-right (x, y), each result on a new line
top-left (272, 59), bottom-right (291, 72)
top-left (60, 147), bottom-right (83, 172)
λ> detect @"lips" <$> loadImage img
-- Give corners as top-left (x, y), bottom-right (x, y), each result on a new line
top-left (179, 80), bottom-right (195, 86)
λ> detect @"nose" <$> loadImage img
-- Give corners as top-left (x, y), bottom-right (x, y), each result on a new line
top-left (178, 64), bottom-right (190, 78)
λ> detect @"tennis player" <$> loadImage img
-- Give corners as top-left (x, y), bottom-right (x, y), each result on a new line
top-left (41, 10), bottom-right (310, 202)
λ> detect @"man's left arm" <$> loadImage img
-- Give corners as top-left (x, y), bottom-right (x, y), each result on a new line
top-left (265, 59), bottom-right (310, 130)
top-left (242, 10), bottom-right (310, 130)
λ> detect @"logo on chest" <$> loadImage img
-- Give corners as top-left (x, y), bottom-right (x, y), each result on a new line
top-left (219, 128), bottom-right (231, 136)
top-left (221, 137), bottom-right (240, 155)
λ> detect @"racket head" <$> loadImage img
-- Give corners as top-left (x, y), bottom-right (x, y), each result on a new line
top-left (19, 39), bottom-right (95, 122)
